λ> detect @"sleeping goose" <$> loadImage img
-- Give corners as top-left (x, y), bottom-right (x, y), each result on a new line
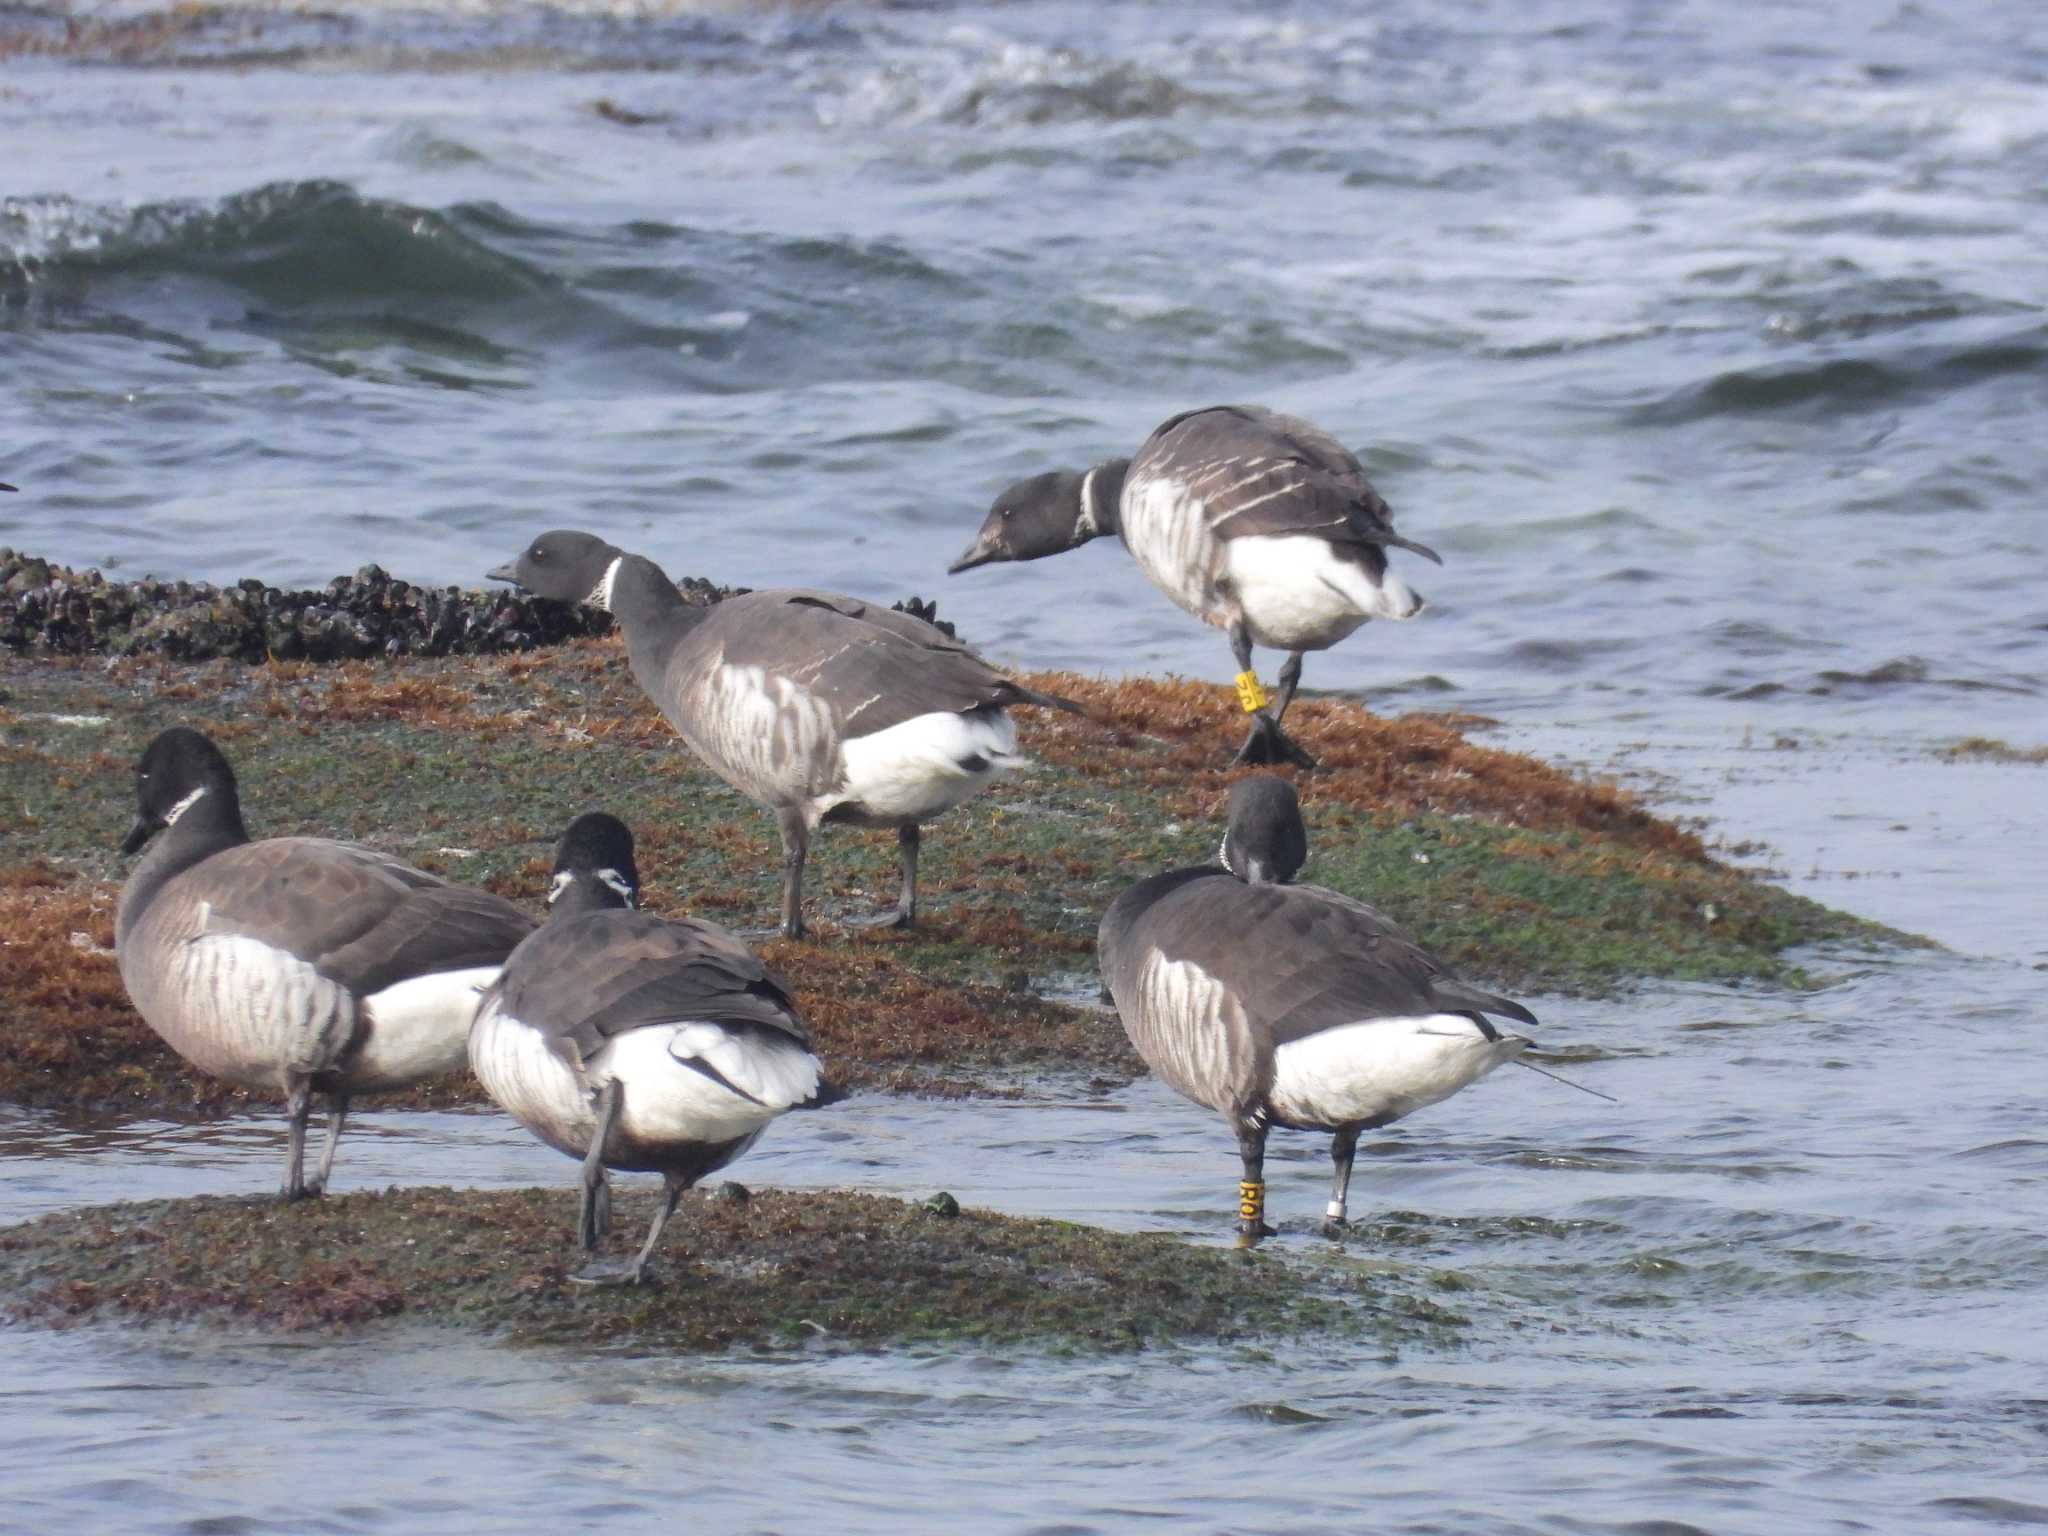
top-left (114, 726), bottom-right (536, 1200)
top-left (489, 529), bottom-right (1076, 939)
top-left (1097, 775), bottom-right (1534, 1242)
top-left (469, 812), bottom-right (838, 1285)
top-left (952, 405), bottom-right (1442, 770)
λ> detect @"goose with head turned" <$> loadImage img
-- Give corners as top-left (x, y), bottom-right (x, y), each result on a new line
top-left (490, 530), bottom-right (1076, 939)
top-left (952, 405), bottom-right (1441, 770)
top-left (1097, 775), bottom-right (1535, 1242)
top-left (469, 812), bottom-right (839, 1285)
top-left (114, 727), bottom-right (536, 1200)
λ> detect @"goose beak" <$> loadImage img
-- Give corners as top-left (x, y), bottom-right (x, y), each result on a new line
top-left (947, 537), bottom-right (997, 576)
top-left (119, 813), bottom-right (160, 856)
top-left (486, 561), bottom-right (521, 586)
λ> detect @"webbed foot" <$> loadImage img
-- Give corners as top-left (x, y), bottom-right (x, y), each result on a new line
top-left (567, 1260), bottom-right (653, 1289)
top-left (1232, 715), bottom-right (1316, 770)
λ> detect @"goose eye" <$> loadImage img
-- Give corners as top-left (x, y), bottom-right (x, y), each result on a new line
top-left (530, 545), bottom-right (548, 562)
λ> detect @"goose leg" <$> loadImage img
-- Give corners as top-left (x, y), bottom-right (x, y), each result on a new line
top-left (1270, 652), bottom-right (1306, 727)
top-left (280, 1074), bottom-right (317, 1202)
top-left (1227, 625), bottom-right (1315, 770)
top-left (847, 824), bottom-right (920, 929)
top-left (576, 1172), bottom-right (686, 1289)
top-left (1235, 1119), bottom-right (1276, 1246)
top-left (625, 1173), bottom-right (688, 1284)
top-left (1323, 1125), bottom-right (1361, 1237)
top-left (575, 1079), bottom-right (622, 1255)
top-left (305, 1091), bottom-right (350, 1197)
top-left (775, 806), bottom-right (810, 940)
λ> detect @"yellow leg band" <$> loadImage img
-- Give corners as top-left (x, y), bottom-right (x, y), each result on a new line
top-left (1234, 671), bottom-right (1270, 713)
top-left (1238, 1179), bottom-right (1265, 1224)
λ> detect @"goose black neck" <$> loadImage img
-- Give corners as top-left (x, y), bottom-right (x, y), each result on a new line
top-left (117, 789), bottom-right (250, 941)
top-left (606, 552), bottom-right (711, 653)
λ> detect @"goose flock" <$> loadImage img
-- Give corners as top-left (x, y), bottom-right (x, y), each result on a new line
top-left (108, 403), bottom-right (1558, 1277)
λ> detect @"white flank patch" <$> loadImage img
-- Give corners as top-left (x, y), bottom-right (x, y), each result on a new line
top-left (691, 662), bottom-right (837, 806)
top-left (668, 1022), bottom-right (822, 1111)
top-left (1223, 535), bottom-right (1422, 651)
top-left (1267, 1014), bottom-right (1530, 1130)
top-left (124, 932), bottom-right (354, 1090)
top-left (1117, 953), bottom-right (1244, 1115)
top-left (469, 1000), bottom-right (593, 1161)
top-left (355, 965), bottom-right (502, 1091)
top-left (599, 1023), bottom-right (818, 1146)
top-left (471, 1009), bottom-right (817, 1164)
top-left (837, 708), bottom-right (1022, 822)
top-left (1119, 476), bottom-right (1222, 622)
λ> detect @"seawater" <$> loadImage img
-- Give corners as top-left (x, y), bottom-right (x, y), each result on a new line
top-left (3, 0), bottom-right (2046, 1530)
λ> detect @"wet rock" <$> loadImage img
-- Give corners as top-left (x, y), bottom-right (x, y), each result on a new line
top-left (0, 551), bottom-right (768, 664)
top-left (923, 1191), bottom-right (960, 1218)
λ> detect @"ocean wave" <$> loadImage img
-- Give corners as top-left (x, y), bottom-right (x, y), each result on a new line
top-left (1630, 324), bottom-right (2048, 425)
top-left (1, 181), bottom-right (553, 307)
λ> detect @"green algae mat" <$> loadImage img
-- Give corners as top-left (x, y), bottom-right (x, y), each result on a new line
top-left (0, 1185), bottom-right (1400, 1352)
top-left (0, 637), bottom-right (1905, 1116)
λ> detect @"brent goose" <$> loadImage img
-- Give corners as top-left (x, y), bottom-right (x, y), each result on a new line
top-left (469, 812), bottom-right (837, 1285)
top-left (115, 727), bottom-right (535, 1200)
top-left (489, 529), bottom-right (1075, 939)
top-left (1097, 776), bottom-right (1534, 1241)
top-left (952, 405), bottom-right (1442, 769)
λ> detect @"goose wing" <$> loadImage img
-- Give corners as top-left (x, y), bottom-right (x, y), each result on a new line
top-left (494, 909), bottom-right (810, 1061)
top-left (1132, 405), bottom-right (1441, 564)
top-left (684, 587), bottom-right (1072, 741)
top-left (1127, 876), bottom-right (1535, 1051)
top-left (194, 838), bottom-right (535, 994)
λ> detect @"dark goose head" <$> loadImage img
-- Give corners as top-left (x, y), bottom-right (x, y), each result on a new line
top-left (949, 459), bottom-right (1129, 574)
top-left (1219, 775), bottom-right (1307, 886)
top-left (488, 529), bottom-right (627, 609)
top-left (546, 811), bottom-right (642, 917)
top-left (120, 726), bottom-right (247, 856)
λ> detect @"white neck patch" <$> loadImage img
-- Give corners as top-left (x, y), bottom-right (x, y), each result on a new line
top-left (547, 867), bottom-right (637, 907)
top-left (1076, 467), bottom-right (1103, 539)
top-left (164, 787), bottom-right (207, 827)
top-left (1217, 833), bottom-right (1235, 877)
top-left (586, 556), bottom-right (623, 613)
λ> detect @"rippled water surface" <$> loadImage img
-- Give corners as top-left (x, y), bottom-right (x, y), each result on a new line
top-left (4, 0), bottom-right (2047, 1530)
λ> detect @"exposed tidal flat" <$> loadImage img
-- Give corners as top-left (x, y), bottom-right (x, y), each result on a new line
top-left (6, 0), bottom-right (2048, 1525)
top-left (0, 556), bottom-right (1908, 1355)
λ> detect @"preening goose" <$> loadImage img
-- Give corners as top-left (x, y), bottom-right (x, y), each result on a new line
top-left (114, 727), bottom-right (536, 1200)
top-left (953, 405), bottom-right (1441, 770)
top-left (469, 812), bottom-right (838, 1285)
top-left (1097, 776), bottom-right (1534, 1242)
top-left (489, 529), bottom-right (1076, 939)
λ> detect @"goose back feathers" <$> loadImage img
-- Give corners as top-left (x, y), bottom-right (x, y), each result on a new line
top-left (957, 406), bottom-right (1442, 768)
top-left (115, 727), bottom-right (535, 1197)
top-left (469, 813), bottom-right (834, 1282)
top-left (1098, 774), bottom-right (1533, 1238)
top-left (491, 530), bottom-right (1073, 935)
